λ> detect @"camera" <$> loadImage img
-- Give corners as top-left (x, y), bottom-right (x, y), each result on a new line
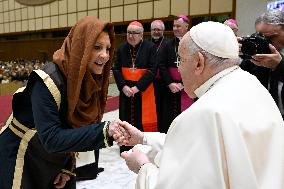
top-left (240, 32), bottom-right (271, 59)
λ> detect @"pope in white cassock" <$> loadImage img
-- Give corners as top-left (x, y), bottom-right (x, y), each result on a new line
top-left (119, 21), bottom-right (284, 189)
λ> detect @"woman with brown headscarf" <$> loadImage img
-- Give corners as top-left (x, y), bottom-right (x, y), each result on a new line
top-left (0, 16), bottom-right (124, 189)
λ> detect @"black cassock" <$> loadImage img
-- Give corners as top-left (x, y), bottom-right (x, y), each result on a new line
top-left (157, 37), bottom-right (193, 133)
top-left (150, 37), bottom-right (170, 133)
top-left (113, 40), bottom-right (157, 134)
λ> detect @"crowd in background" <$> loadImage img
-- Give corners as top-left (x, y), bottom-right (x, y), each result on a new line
top-left (0, 59), bottom-right (46, 84)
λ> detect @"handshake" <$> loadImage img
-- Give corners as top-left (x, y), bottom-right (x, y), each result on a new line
top-left (54, 120), bottom-right (145, 188)
top-left (107, 119), bottom-right (143, 146)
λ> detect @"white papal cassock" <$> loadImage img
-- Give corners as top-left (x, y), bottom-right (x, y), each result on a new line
top-left (136, 66), bottom-right (284, 189)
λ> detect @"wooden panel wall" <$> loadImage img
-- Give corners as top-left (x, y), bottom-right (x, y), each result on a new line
top-left (0, 0), bottom-right (234, 34)
top-left (0, 38), bottom-right (64, 61)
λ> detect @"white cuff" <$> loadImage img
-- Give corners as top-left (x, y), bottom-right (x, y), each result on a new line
top-left (142, 134), bottom-right (147, 145)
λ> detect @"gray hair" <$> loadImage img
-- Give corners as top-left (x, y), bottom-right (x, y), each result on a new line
top-left (255, 10), bottom-right (284, 30)
top-left (185, 36), bottom-right (241, 69)
top-left (151, 20), bottom-right (165, 31)
top-left (255, 15), bottom-right (263, 26)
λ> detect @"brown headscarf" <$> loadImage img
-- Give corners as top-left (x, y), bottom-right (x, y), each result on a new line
top-left (53, 16), bottom-right (115, 128)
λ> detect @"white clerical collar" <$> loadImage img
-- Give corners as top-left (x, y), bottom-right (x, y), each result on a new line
top-left (194, 65), bottom-right (239, 98)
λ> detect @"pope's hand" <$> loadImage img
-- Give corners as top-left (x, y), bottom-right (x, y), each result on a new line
top-left (116, 121), bottom-right (144, 146)
top-left (121, 147), bottom-right (150, 173)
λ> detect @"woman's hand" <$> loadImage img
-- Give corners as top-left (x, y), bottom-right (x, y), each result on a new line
top-left (53, 173), bottom-right (70, 189)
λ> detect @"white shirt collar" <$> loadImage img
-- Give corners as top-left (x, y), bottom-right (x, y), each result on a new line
top-left (194, 66), bottom-right (239, 98)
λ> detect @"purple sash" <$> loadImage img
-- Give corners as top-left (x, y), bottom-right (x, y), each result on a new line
top-left (181, 90), bottom-right (193, 111)
top-left (168, 67), bottom-right (193, 111)
top-left (168, 67), bottom-right (181, 81)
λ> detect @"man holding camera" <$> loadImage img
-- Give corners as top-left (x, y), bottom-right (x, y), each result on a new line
top-left (240, 10), bottom-right (284, 116)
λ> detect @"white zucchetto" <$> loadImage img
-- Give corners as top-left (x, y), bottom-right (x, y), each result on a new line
top-left (190, 21), bottom-right (239, 59)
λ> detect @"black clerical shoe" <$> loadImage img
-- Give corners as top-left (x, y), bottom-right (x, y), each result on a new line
top-left (75, 163), bottom-right (104, 181)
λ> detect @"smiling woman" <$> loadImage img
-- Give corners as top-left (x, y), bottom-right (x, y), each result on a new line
top-left (0, 16), bottom-right (126, 189)
top-left (87, 32), bottom-right (111, 75)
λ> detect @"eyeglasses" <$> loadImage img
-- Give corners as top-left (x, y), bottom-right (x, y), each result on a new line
top-left (260, 30), bottom-right (279, 40)
top-left (264, 32), bottom-right (279, 42)
top-left (127, 31), bottom-right (141, 35)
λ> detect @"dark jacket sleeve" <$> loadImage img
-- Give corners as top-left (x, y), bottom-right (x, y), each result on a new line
top-left (158, 41), bottom-right (173, 85)
top-left (273, 54), bottom-right (284, 82)
top-left (112, 45), bottom-right (126, 91)
top-left (136, 43), bottom-right (157, 91)
top-left (31, 79), bottom-right (107, 153)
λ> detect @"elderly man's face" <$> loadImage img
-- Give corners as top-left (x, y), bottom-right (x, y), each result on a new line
top-left (127, 26), bottom-right (143, 47)
top-left (256, 22), bottom-right (284, 51)
top-left (151, 24), bottom-right (164, 40)
top-left (173, 19), bottom-right (188, 38)
top-left (178, 32), bottom-right (198, 98)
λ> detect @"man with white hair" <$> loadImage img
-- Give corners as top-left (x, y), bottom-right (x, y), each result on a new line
top-left (150, 20), bottom-right (166, 46)
top-left (113, 21), bottom-right (158, 153)
top-left (120, 21), bottom-right (284, 189)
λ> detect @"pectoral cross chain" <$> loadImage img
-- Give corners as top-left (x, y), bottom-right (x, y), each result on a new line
top-left (131, 57), bottom-right (136, 72)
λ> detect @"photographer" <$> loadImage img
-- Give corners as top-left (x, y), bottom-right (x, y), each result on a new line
top-left (240, 10), bottom-right (284, 116)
